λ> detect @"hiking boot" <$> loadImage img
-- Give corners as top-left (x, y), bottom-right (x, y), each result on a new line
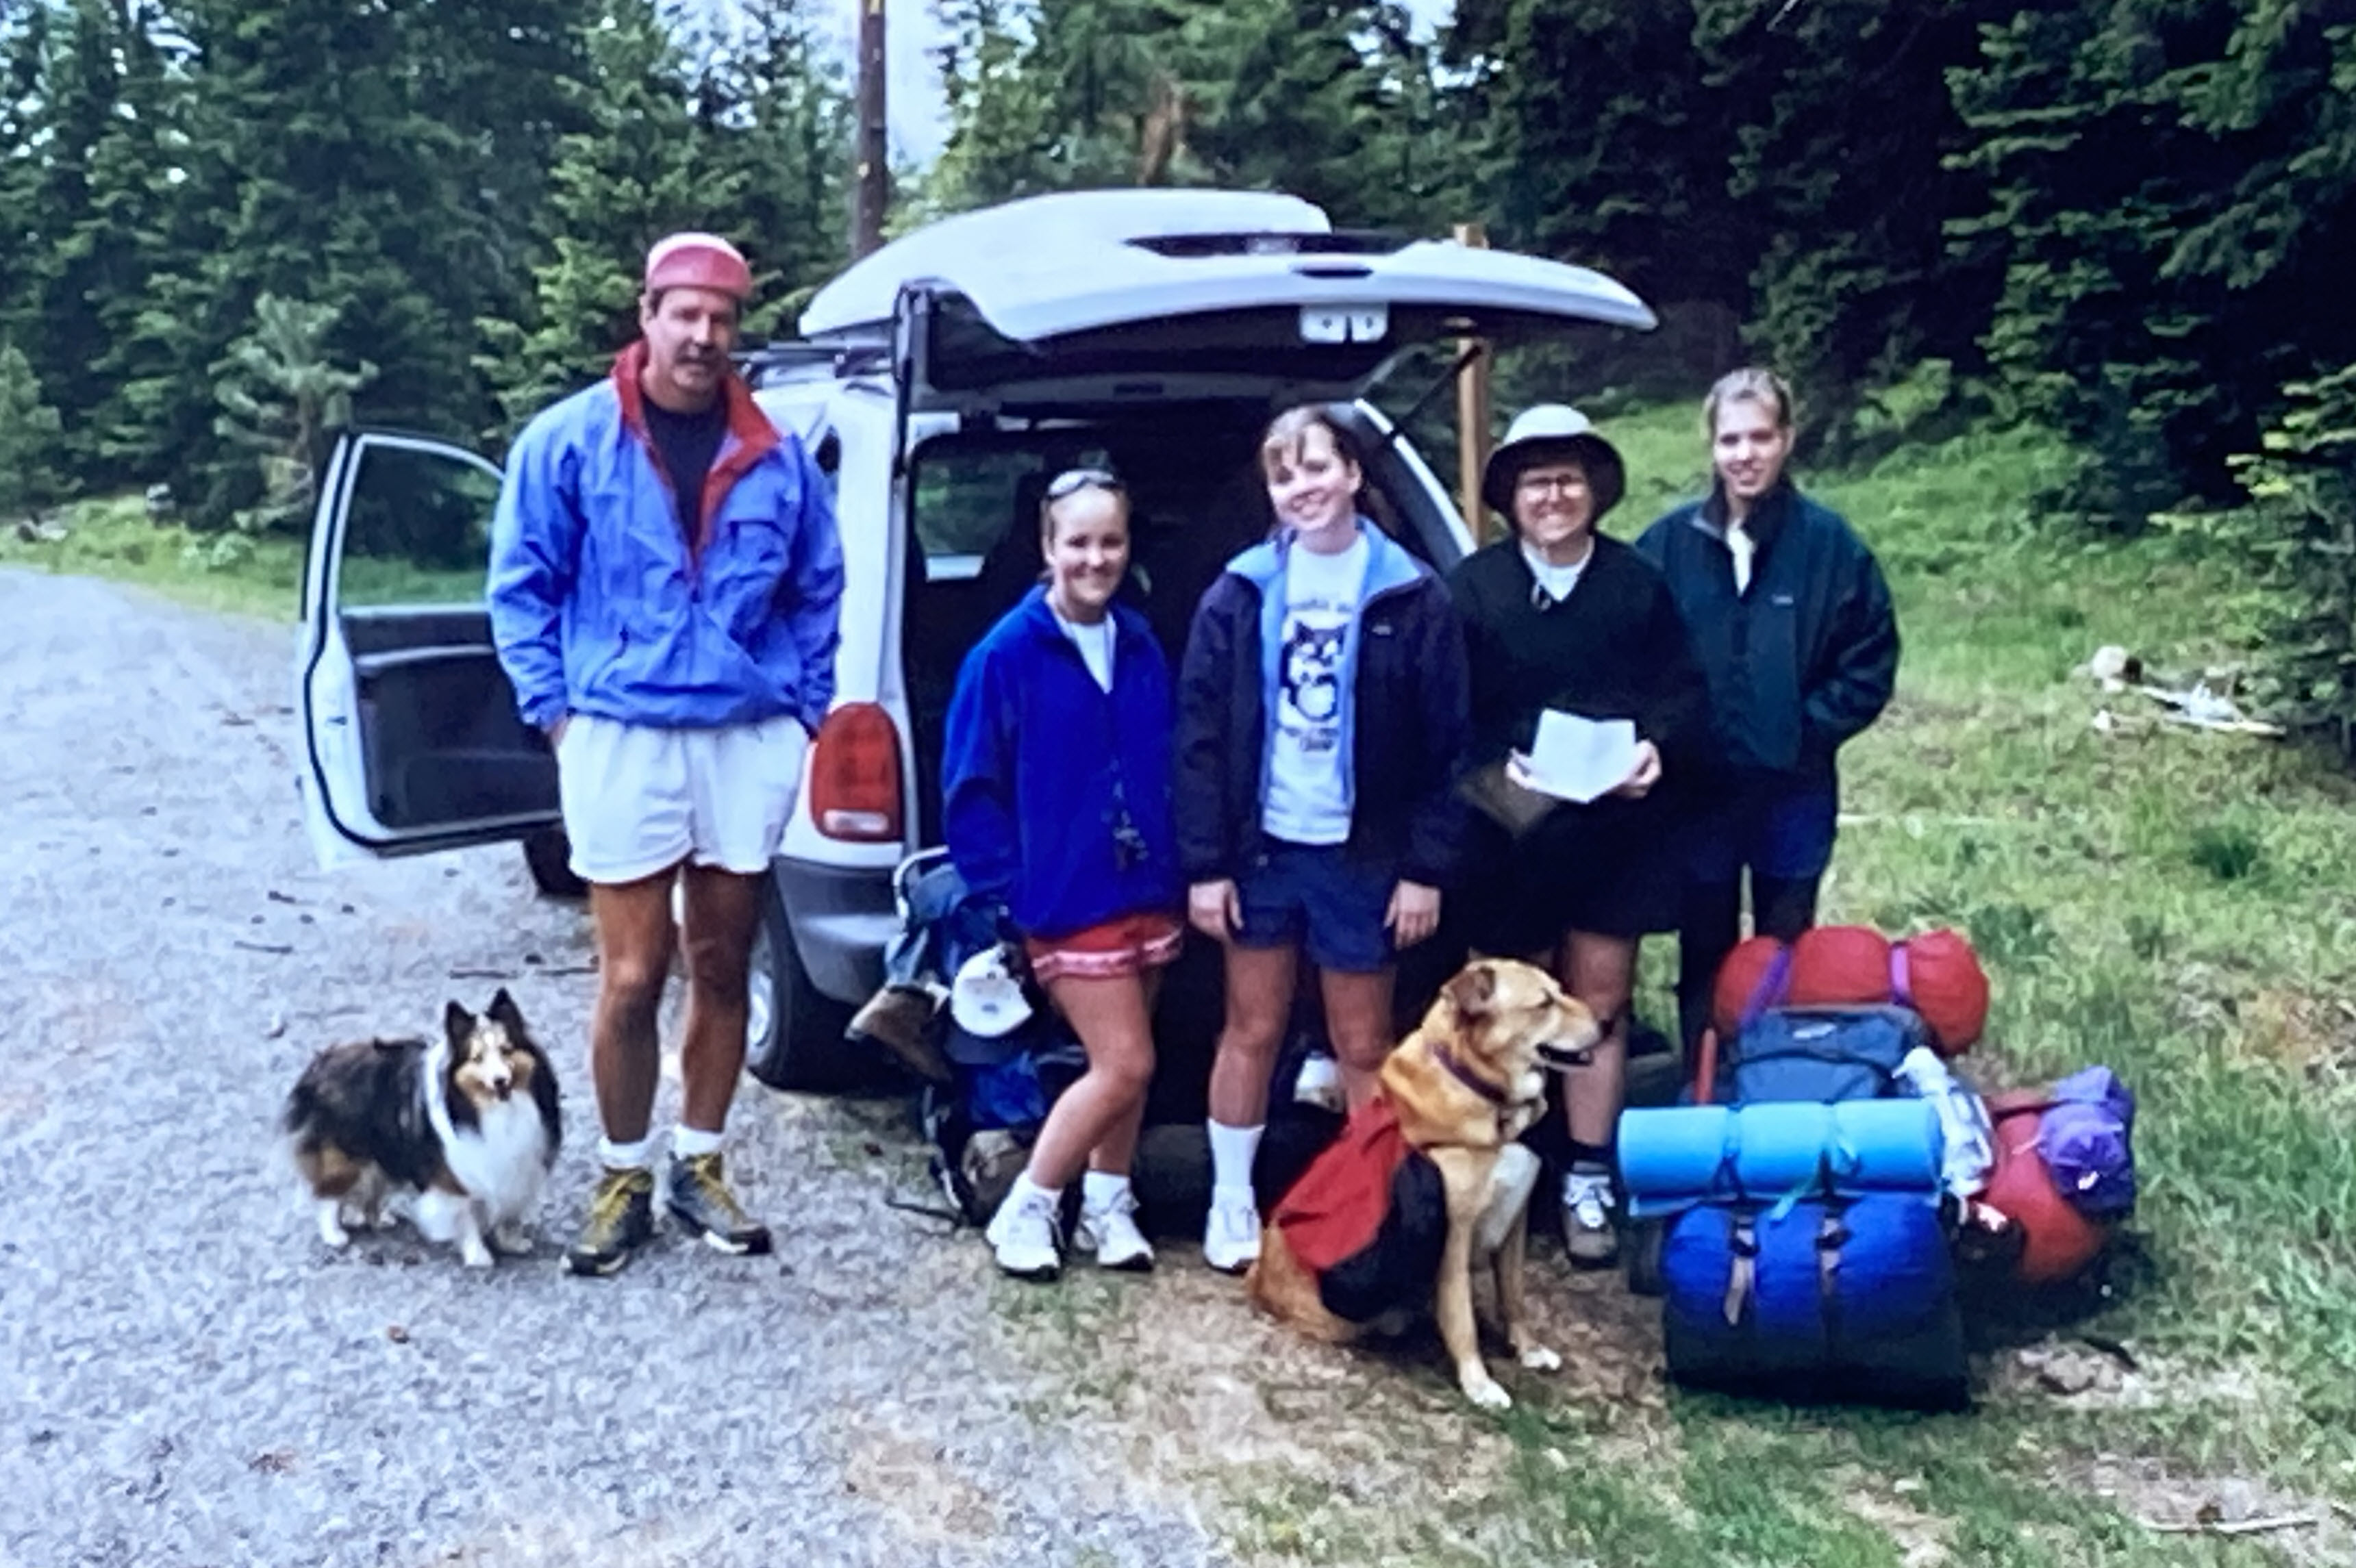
top-left (985, 1183), bottom-right (1063, 1282)
top-left (1203, 1187), bottom-right (1262, 1275)
top-left (849, 983), bottom-right (952, 1084)
top-left (1561, 1167), bottom-right (1620, 1269)
top-left (665, 1152), bottom-right (773, 1256)
top-left (564, 1166), bottom-right (655, 1277)
top-left (1074, 1188), bottom-right (1155, 1272)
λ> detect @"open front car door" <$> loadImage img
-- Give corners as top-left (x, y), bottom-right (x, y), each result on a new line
top-left (296, 431), bottom-right (558, 868)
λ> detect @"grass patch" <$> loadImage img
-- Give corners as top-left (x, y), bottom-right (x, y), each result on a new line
top-left (0, 494), bottom-right (305, 620)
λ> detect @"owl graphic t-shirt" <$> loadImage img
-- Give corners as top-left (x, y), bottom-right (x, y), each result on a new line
top-left (1262, 533), bottom-right (1369, 844)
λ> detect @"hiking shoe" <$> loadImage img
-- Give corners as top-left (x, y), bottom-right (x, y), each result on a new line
top-left (1561, 1167), bottom-right (1620, 1269)
top-left (564, 1166), bottom-right (655, 1277)
top-left (985, 1184), bottom-right (1063, 1282)
top-left (1074, 1188), bottom-right (1155, 1272)
top-left (1292, 1050), bottom-right (1344, 1113)
top-left (665, 1152), bottom-right (773, 1256)
top-left (1203, 1187), bottom-right (1262, 1275)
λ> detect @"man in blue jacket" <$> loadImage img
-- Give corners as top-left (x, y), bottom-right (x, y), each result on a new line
top-left (488, 232), bottom-right (844, 1276)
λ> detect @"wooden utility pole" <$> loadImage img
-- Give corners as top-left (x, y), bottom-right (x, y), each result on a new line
top-left (852, 0), bottom-right (889, 260)
top-left (1452, 222), bottom-right (1495, 538)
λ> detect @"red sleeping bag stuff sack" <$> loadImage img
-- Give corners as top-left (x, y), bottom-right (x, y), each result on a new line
top-left (1266, 1099), bottom-right (1449, 1325)
top-left (1711, 925), bottom-right (1992, 1057)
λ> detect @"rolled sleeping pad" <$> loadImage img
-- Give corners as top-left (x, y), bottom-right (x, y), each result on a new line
top-left (1619, 1099), bottom-right (1944, 1217)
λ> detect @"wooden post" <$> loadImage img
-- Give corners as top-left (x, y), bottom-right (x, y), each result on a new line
top-left (1452, 222), bottom-right (1494, 540)
top-left (851, 0), bottom-right (889, 260)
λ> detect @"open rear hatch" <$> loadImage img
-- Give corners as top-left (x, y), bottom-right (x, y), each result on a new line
top-left (799, 188), bottom-right (1656, 415)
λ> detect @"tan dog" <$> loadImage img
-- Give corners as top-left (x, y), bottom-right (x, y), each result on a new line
top-left (1246, 959), bottom-right (1602, 1410)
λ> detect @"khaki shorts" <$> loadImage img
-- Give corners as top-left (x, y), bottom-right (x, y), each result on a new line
top-left (555, 713), bottom-right (807, 885)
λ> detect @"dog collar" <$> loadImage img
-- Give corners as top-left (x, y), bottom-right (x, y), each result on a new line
top-left (1431, 1040), bottom-right (1514, 1107)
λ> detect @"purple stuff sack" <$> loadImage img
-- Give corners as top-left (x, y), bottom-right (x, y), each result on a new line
top-left (2038, 1067), bottom-right (2137, 1217)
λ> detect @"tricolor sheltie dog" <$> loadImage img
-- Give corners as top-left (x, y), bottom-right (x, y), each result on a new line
top-left (283, 989), bottom-right (562, 1267)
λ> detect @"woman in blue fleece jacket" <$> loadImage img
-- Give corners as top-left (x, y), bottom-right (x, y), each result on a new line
top-left (942, 472), bottom-right (1183, 1282)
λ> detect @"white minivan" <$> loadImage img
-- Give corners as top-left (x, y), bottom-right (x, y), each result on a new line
top-left (294, 188), bottom-right (1655, 1092)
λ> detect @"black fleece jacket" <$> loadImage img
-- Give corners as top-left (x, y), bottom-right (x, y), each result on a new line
top-left (1445, 533), bottom-right (1709, 774)
top-left (1634, 481), bottom-right (1898, 780)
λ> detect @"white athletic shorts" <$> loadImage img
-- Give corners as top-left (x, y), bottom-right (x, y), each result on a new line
top-left (555, 713), bottom-right (810, 885)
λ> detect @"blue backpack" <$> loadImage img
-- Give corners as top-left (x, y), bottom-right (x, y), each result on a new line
top-left (1642, 1002), bottom-right (1970, 1409)
top-left (1712, 1004), bottom-right (1927, 1105)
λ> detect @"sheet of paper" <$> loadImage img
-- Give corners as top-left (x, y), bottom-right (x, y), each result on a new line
top-left (1514, 711), bottom-right (1638, 805)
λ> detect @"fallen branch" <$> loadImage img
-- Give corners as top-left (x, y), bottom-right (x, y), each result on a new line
top-left (2141, 1514), bottom-right (2316, 1537)
top-left (449, 964), bottom-right (596, 981)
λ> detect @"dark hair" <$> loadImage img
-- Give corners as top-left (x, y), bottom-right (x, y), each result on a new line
top-left (640, 287), bottom-right (742, 325)
top-left (1258, 403), bottom-right (1368, 481)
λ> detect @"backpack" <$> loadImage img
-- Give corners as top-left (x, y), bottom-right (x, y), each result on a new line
top-left (1712, 1004), bottom-right (1929, 1105)
top-left (1264, 1098), bottom-right (1449, 1326)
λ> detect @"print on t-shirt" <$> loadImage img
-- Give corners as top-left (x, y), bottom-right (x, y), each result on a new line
top-left (1263, 535), bottom-right (1368, 844)
top-left (1280, 619), bottom-right (1346, 727)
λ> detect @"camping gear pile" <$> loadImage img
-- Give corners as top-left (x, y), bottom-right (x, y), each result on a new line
top-left (1618, 925), bottom-right (2139, 1411)
top-left (852, 850), bottom-right (1085, 1224)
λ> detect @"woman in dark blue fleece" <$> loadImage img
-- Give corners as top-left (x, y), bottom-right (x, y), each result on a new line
top-left (1634, 368), bottom-right (1899, 1059)
top-left (1175, 405), bottom-right (1472, 1276)
top-left (942, 473), bottom-right (1183, 1282)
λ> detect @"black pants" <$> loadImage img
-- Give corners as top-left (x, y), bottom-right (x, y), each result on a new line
top-left (1675, 872), bottom-right (1821, 1059)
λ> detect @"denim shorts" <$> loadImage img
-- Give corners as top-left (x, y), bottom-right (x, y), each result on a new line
top-left (1233, 840), bottom-right (1394, 974)
top-left (1683, 774), bottom-right (1839, 886)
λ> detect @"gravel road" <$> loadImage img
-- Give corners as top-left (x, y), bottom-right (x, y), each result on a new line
top-left (0, 570), bottom-right (1233, 1568)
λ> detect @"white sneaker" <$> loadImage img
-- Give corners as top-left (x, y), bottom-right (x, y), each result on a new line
top-left (1074, 1189), bottom-right (1155, 1272)
top-left (1560, 1168), bottom-right (1620, 1268)
top-left (985, 1184), bottom-right (1062, 1282)
top-left (1292, 1050), bottom-right (1344, 1113)
top-left (1203, 1188), bottom-right (1262, 1274)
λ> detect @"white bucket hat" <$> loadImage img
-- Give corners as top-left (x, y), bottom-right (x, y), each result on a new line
top-left (949, 945), bottom-right (1033, 1038)
top-left (1481, 404), bottom-right (1627, 522)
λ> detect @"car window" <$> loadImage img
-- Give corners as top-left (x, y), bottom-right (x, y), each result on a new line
top-left (911, 439), bottom-right (1114, 581)
top-left (338, 442), bottom-right (501, 607)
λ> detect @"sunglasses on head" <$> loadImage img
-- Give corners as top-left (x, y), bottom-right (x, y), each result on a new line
top-left (1046, 467), bottom-right (1125, 501)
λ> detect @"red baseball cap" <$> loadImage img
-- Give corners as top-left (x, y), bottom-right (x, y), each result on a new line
top-left (644, 231), bottom-right (753, 301)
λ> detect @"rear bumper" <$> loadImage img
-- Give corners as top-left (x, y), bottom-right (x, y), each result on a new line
top-left (775, 854), bottom-right (895, 1004)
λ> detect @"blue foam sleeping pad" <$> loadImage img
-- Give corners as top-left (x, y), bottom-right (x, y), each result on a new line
top-left (1619, 1100), bottom-right (1943, 1218)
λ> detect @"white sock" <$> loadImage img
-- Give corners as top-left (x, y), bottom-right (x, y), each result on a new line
top-left (599, 1135), bottom-right (654, 1171)
top-left (671, 1126), bottom-right (724, 1160)
top-left (1009, 1171), bottom-right (1062, 1211)
top-left (1081, 1170), bottom-right (1131, 1212)
top-left (1208, 1120), bottom-right (1264, 1198)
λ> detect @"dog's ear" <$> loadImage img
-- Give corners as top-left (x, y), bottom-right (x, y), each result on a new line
top-left (487, 987), bottom-right (527, 1035)
top-left (1445, 962), bottom-right (1499, 1020)
top-left (444, 1000), bottom-right (475, 1044)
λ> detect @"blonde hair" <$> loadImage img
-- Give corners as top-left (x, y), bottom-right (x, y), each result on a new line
top-left (1704, 367), bottom-right (1796, 438)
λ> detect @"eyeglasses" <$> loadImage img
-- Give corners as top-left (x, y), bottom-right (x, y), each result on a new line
top-left (1515, 472), bottom-right (1590, 498)
top-left (1046, 467), bottom-right (1125, 501)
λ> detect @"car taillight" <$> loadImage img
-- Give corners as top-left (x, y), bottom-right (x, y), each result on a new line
top-left (809, 702), bottom-right (903, 842)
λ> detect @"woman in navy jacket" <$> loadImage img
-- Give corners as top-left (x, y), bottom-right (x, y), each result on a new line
top-left (1175, 405), bottom-right (1472, 1276)
top-left (1635, 368), bottom-right (1900, 1059)
top-left (942, 472), bottom-right (1183, 1282)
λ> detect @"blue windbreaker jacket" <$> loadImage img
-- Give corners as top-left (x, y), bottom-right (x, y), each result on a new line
top-left (488, 341), bottom-right (845, 733)
top-left (941, 588), bottom-right (1182, 941)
